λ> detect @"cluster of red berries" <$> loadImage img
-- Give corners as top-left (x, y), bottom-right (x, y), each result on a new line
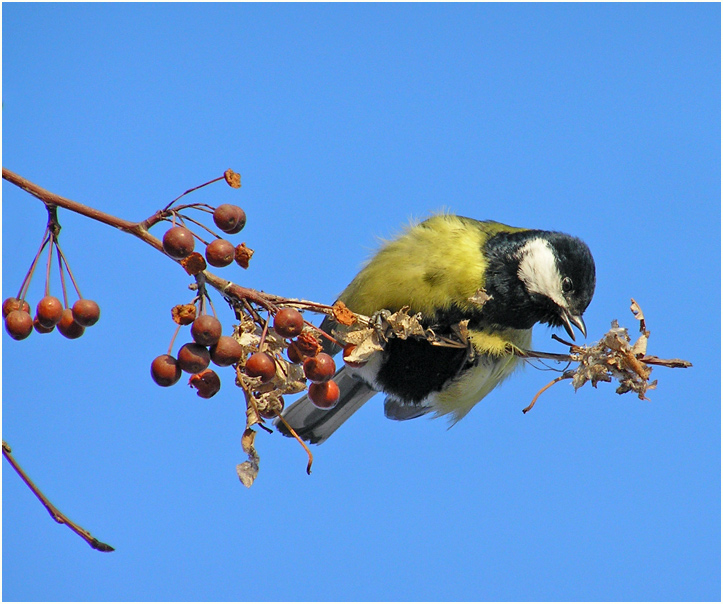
top-left (3, 213), bottom-right (101, 342)
top-left (3, 296), bottom-right (100, 340)
top-left (151, 308), bottom-right (244, 399)
top-left (162, 204), bottom-right (249, 268)
top-left (244, 308), bottom-right (341, 410)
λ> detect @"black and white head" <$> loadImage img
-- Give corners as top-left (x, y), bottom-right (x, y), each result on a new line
top-left (484, 230), bottom-right (596, 339)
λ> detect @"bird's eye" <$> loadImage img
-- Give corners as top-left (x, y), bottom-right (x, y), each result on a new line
top-left (562, 277), bottom-right (573, 293)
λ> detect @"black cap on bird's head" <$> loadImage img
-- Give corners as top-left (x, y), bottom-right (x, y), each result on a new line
top-left (484, 230), bottom-right (596, 339)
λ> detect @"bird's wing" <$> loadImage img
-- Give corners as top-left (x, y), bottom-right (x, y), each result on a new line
top-left (274, 364), bottom-right (377, 444)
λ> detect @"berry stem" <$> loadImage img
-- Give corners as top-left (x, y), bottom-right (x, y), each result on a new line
top-left (55, 241), bottom-right (84, 300)
top-left (204, 292), bottom-right (218, 319)
top-left (43, 234), bottom-right (56, 298)
top-left (174, 212), bottom-right (222, 242)
top-left (167, 323), bottom-right (183, 356)
top-left (257, 312), bottom-right (271, 351)
top-left (171, 202), bottom-right (215, 215)
top-left (18, 229), bottom-right (52, 301)
top-left (162, 175), bottom-right (225, 211)
top-left (56, 241), bottom-right (70, 308)
top-left (305, 319), bottom-right (340, 347)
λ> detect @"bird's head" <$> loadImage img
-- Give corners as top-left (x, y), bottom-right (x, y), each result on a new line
top-left (484, 230), bottom-right (596, 340)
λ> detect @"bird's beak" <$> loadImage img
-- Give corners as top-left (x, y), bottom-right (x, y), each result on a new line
top-left (560, 311), bottom-right (587, 341)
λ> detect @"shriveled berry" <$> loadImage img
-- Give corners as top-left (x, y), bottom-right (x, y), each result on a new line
top-left (287, 341), bottom-right (305, 364)
top-left (189, 368), bottom-right (221, 399)
top-left (177, 342), bottom-right (211, 374)
top-left (5, 310), bottom-right (33, 340)
top-left (33, 316), bottom-right (55, 334)
top-left (172, 303), bottom-right (197, 325)
top-left (273, 308), bottom-right (304, 339)
top-left (210, 336), bottom-right (244, 366)
top-left (308, 380), bottom-right (340, 410)
top-left (294, 332), bottom-right (321, 357)
top-left (234, 243), bottom-right (254, 269)
top-left (213, 204), bottom-right (246, 234)
top-left (57, 308), bottom-right (85, 339)
top-left (205, 238), bottom-right (236, 267)
top-left (245, 351), bottom-right (276, 383)
top-left (303, 353), bottom-right (336, 383)
top-left (36, 296), bottom-right (63, 328)
top-left (3, 297), bottom-right (30, 318)
top-left (163, 226), bottom-right (195, 259)
top-left (191, 314), bottom-right (222, 346)
top-left (72, 299), bottom-right (100, 326)
top-left (151, 354), bottom-right (182, 387)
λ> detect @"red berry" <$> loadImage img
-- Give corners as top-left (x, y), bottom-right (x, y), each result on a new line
top-left (33, 316), bottom-right (55, 334)
top-left (303, 353), bottom-right (336, 383)
top-left (57, 308), bottom-right (85, 339)
top-left (189, 368), bottom-right (221, 399)
top-left (210, 336), bottom-right (244, 366)
top-left (205, 238), bottom-right (236, 267)
top-left (36, 296), bottom-right (63, 328)
top-left (191, 314), bottom-right (222, 346)
top-left (177, 343), bottom-right (211, 374)
top-left (273, 308), bottom-right (304, 339)
top-left (2, 297), bottom-right (30, 318)
top-left (213, 204), bottom-right (246, 234)
top-left (5, 310), bottom-right (33, 340)
top-left (308, 380), bottom-right (340, 409)
top-left (163, 226), bottom-right (195, 259)
top-left (245, 351), bottom-right (276, 383)
top-left (72, 299), bottom-right (100, 326)
top-left (151, 354), bottom-right (182, 387)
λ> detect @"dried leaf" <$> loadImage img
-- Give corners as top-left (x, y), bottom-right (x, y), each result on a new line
top-left (335, 326), bottom-right (374, 346)
top-left (631, 333), bottom-right (648, 357)
top-left (332, 301), bottom-right (357, 326)
top-left (342, 331), bottom-right (384, 364)
top-left (468, 288), bottom-right (492, 307)
top-left (237, 460), bottom-right (258, 488)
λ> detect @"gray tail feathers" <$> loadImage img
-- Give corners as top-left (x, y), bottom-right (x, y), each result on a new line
top-left (274, 364), bottom-right (377, 444)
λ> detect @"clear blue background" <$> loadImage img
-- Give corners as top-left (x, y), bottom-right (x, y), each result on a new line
top-left (2, 4), bottom-right (720, 601)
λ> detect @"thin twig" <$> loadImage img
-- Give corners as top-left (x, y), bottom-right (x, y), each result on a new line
top-left (55, 242), bottom-right (84, 300)
top-left (18, 230), bottom-right (51, 301)
top-left (162, 175), bottom-right (225, 211)
top-left (273, 413), bottom-right (314, 475)
top-left (2, 441), bottom-right (115, 552)
top-left (522, 372), bottom-right (574, 414)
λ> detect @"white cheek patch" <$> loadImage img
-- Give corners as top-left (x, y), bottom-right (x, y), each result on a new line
top-left (516, 238), bottom-right (566, 307)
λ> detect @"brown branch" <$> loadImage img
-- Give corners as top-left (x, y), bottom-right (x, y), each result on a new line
top-left (3, 168), bottom-right (344, 321)
top-left (3, 167), bottom-right (164, 253)
top-left (2, 441), bottom-right (114, 552)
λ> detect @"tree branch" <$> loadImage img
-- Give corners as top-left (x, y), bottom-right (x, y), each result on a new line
top-left (2, 441), bottom-right (114, 552)
top-left (2, 167), bottom-right (164, 253)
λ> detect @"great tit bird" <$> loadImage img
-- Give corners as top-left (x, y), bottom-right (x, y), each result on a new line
top-left (276, 214), bottom-right (595, 444)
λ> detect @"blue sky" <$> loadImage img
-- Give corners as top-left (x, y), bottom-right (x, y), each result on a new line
top-left (2, 3), bottom-right (720, 601)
